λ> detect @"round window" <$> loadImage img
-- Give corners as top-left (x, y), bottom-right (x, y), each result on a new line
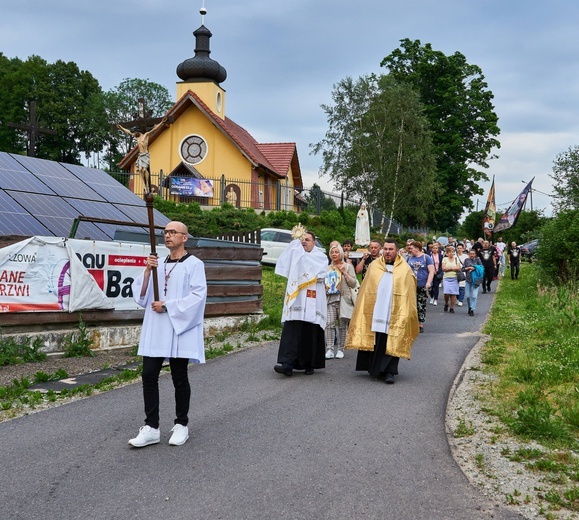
top-left (179, 135), bottom-right (208, 165)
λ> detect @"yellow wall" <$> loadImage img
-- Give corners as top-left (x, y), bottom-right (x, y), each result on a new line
top-left (149, 102), bottom-right (253, 182)
top-left (128, 85), bottom-right (299, 211)
top-left (176, 82), bottom-right (226, 120)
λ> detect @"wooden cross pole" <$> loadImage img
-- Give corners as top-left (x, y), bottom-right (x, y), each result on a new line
top-left (145, 192), bottom-right (160, 301)
top-left (8, 101), bottom-right (57, 157)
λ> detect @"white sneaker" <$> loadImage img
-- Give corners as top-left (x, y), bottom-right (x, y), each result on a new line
top-left (433, 300), bottom-right (438, 306)
top-left (457, 301), bottom-right (463, 307)
top-left (169, 424), bottom-right (189, 446)
top-left (429, 298), bottom-right (434, 305)
top-left (128, 425), bottom-right (160, 448)
top-left (335, 350), bottom-right (344, 359)
top-left (325, 350), bottom-right (335, 359)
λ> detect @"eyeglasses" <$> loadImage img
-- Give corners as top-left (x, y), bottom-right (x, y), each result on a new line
top-left (163, 229), bottom-right (187, 236)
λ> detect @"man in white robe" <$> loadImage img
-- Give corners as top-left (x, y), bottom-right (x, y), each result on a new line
top-left (274, 231), bottom-right (328, 376)
top-left (128, 221), bottom-right (207, 448)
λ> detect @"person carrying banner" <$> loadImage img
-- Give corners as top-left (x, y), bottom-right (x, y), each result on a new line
top-left (477, 240), bottom-right (497, 293)
top-left (129, 221), bottom-right (207, 448)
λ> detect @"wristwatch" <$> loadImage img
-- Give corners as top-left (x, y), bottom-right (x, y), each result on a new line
top-left (161, 304), bottom-right (167, 313)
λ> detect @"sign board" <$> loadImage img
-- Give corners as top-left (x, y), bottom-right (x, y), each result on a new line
top-left (169, 177), bottom-right (214, 198)
top-left (0, 237), bottom-right (168, 313)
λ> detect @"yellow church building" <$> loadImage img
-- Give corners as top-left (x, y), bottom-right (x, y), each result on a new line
top-left (119, 21), bottom-right (303, 212)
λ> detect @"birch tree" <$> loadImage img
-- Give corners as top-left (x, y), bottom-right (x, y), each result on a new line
top-left (311, 75), bottom-right (438, 231)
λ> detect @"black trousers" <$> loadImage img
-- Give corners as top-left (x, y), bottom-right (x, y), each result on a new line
top-left (483, 265), bottom-right (494, 291)
top-left (142, 356), bottom-right (190, 429)
top-left (355, 332), bottom-right (400, 377)
top-left (277, 320), bottom-right (326, 370)
top-left (511, 263), bottom-right (520, 280)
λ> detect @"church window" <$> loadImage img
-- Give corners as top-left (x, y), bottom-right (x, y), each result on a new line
top-left (180, 135), bottom-right (208, 165)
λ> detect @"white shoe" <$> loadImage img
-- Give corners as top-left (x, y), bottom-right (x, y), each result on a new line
top-left (433, 300), bottom-right (438, 306)
top-left (457, 301), bottom-right (463, 307)
top-left (325, 350), bottom-right (335, 359)
top-left (128, 425), bottom-right (160, 448)
top-left (169, 424), bottom-right (189, 446)
top-left (335, 350), bottom-right (344, 359)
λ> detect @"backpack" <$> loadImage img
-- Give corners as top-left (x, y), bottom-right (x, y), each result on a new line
top-left (471, 264), bottom-right (484, 286)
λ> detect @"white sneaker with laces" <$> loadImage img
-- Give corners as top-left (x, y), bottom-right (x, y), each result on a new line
top-left (335, 350), bottom-right (344, 359)
top-left (325, 350), bottom-right (335, 359)
top-left (457, 301), bottom-right (463, 307)
top-left (433, 300), bottom-right (438, 306)
top-left (429, 298), bottom-right (434, 305)
top-left (128, 425), bottom-right (160, 448)
top-left (169, 424), bottom-right (189, 446)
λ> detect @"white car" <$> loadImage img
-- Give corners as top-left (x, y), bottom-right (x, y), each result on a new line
top-left (260, 228), bottom-right (326, 265)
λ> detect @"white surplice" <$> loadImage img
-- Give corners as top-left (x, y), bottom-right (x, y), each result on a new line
top-left (371, 264), bottom-right (394, 333)
top-left (132, 255), bottom-right (207, 362)
top-left (275, 240), bottom-right (328, 328)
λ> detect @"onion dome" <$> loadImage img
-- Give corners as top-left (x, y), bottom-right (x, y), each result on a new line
top-left (176, 25), bottom-right (227, 84)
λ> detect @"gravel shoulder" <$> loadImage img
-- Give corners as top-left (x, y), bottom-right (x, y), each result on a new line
top-left (447, 335), bottom-right (576, 520)
top-left (0, 349), bottom-right (139, 388)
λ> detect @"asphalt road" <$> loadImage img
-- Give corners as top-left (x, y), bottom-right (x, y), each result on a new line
top-left (0, 289), bottom-right (524, 520)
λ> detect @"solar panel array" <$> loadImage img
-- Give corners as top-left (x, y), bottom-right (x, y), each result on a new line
top-left (0, 152), bottom-right (171, 241)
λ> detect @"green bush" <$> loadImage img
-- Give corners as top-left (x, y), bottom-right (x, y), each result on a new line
top-left (0, 336), bottom-right (47, 365)
top-left (153, 200), bottom-right (372, 248)
top-left (63, 315), bottom-right (94, 358)
top-left (536, 209), bottom-right (579, 283)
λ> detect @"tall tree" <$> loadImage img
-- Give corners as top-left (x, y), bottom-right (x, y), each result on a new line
top-left (311, 75), bottom-right (438, 229)
top-left (550, 145), bottom-right (579, 212)
top-left (381, 39), bottom-right (500, 230)
top-left (102, 78), bottom-right (173, 170)
top-left (0, 54), bottom-right (105, 163)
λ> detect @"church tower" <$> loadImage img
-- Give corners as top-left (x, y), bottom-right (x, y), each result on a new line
top-left (176, 6), bottom-right (227, 120)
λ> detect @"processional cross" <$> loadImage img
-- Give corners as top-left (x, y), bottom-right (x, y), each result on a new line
top-left (114, 98), bottom-right (174, 301)
top-left (8, 101), bottom-right (57, 157)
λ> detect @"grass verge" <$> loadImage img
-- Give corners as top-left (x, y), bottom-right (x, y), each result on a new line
top-left (481, 263), bottom-right (578, 515)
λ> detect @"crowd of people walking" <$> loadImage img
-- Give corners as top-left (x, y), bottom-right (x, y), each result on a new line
top-left (272, 229), bottom-right (518, 385)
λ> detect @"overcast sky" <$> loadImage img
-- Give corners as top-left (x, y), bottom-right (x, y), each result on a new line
top-left (3, 0), bottom-right (579, 218)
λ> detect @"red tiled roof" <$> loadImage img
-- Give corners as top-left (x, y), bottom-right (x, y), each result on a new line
top-left (256, 143), bottom-right (294, 174)
top-left (118, 90), bottom-right (303, 188)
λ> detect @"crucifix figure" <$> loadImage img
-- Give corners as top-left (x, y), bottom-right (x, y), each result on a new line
top-left (8, 101), bottom-right (57, 157)
top-left (116, 116), bottom-right (168, 194)
top-left (115, 98), bottom-right (173, 302)
top-left (115, 97), bottom-right (173, 194)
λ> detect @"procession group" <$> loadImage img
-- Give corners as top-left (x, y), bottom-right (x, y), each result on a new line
top-left (125, 220), bottom-right (522, 448)
top-left (273, 232), bottom-right (523, 383)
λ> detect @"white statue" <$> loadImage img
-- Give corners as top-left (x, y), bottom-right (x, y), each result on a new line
top-left (355, 203), bottom-right (371, 247)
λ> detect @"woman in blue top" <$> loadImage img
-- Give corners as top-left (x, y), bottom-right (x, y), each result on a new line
top-left (406, 241), bottom-right (435, 332)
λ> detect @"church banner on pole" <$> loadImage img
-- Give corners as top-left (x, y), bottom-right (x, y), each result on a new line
top-left (494, 178), bottom-right (534, 233)
top-left (482, 177), bottom-right (496, 238)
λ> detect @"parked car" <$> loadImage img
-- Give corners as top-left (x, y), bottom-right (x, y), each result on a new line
top-left (519, 239), bottom-right (539, 261)
top-left (260, 228), bottom-right (326, 265)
